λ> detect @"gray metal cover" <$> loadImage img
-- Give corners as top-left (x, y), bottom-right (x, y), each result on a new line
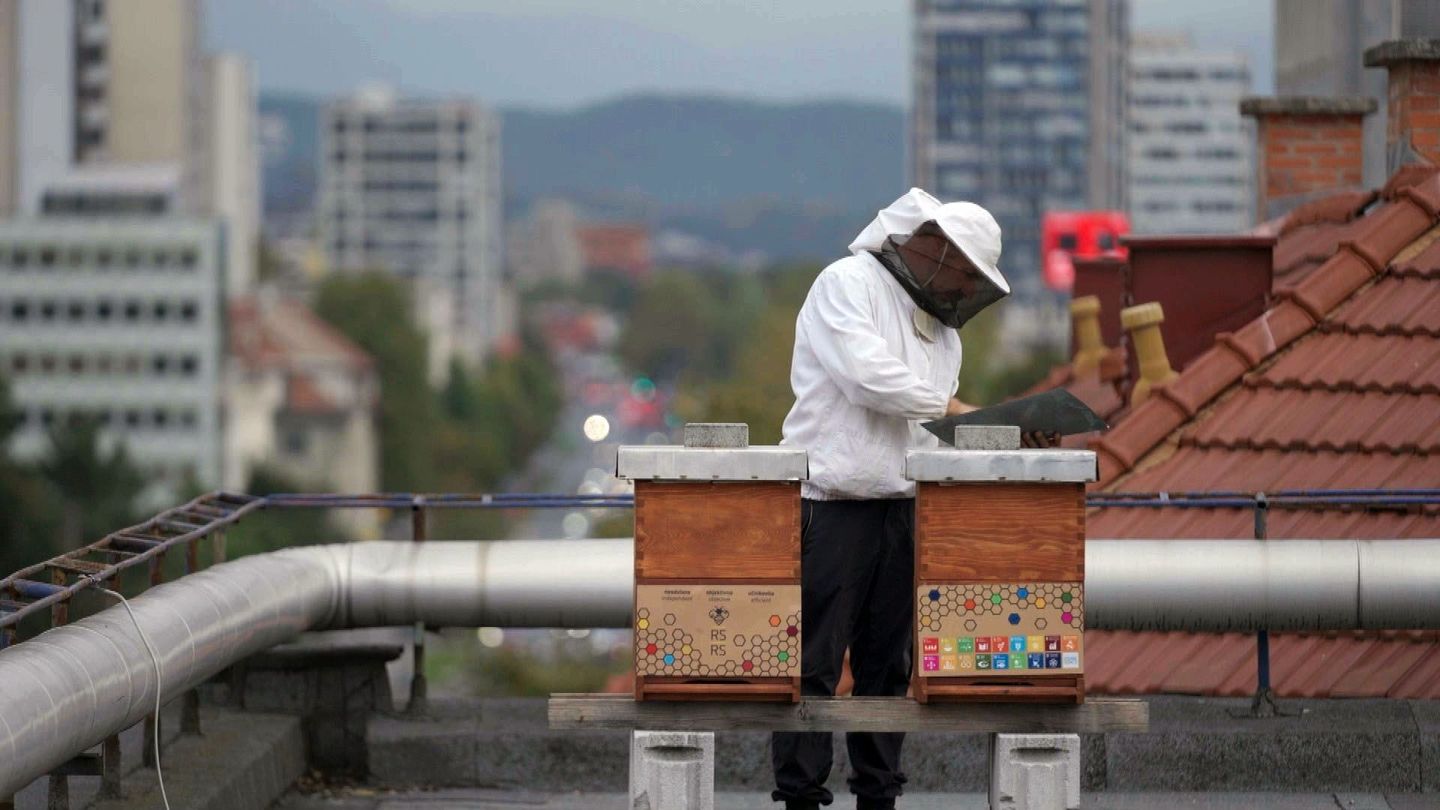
top-left (905, 449), bottom-right (1097, 483)
top-left (617, 445), bottom-right (808, 482)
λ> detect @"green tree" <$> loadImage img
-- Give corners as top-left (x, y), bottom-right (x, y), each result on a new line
top-left (952, 305), bottom-right (1062, 406)
top-left (0, 376), bottom-right (58, 574)
top-left (35, 417), bottom-right (145, 550)
top-left (313, 273), bottom-right (439, 491)
top-left (224, 466), bottom-right (351, 559)
top-left (617, 270), bottom-right (719, 380)
top-left (678, 264), bottom-right (818, 442)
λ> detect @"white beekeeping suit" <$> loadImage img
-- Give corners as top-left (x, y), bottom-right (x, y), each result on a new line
top-left (781, 188), bottom-right (1008, 500)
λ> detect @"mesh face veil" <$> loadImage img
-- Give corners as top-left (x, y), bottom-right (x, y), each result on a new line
top-left (869, 222), bottom-right (1009, 330)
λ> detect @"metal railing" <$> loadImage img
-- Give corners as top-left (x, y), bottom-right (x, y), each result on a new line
top-left (1, 487), bottom-right (1436, 807)
top-left (7, 486), bottom-right (1438, 646)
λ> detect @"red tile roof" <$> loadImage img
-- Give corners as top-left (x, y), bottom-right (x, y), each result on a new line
top-left (577, 224), bottom-right (653, 279)
top-left (286, 374), bottom-right (339, 415)
top-left (230, 297), bottom-right (375, 372)
top-left (1269, 190), bottom-right (1379, 289)
top-left (1083, 169), bottom-right (1440, 699)
top-left (1087, 630), bottom-right (1440, 699)
top-left (230, 296), bottom-right (377, 417)
top-left (1090, 172), bottom-right (1440, 485)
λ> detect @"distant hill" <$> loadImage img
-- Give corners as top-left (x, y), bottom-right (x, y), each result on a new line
top-left (259, 93), bottom-right (906, 259)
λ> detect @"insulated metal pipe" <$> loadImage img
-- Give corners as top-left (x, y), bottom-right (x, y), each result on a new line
top-left (2, 537), bottom-right (1439, 795)
top-left (1083, 539), bottom-right (1440, 632)
top-left (0, 540), bottom-right (631, 797)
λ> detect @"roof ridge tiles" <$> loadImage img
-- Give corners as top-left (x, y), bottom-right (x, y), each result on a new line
top-left (1390, 265), bottom-right (1440, 279)
top-left (1277, 190), bottom-right (1379, 237)
top-left (1183, 436), bottom-right (1440, 454)
top-left (1339, 239), bottom-right (1388, 275)
top-left (1315, 320), bottom-right (1440, 338)
top-left (1094, 173), bottom-right (1440, 487)
top-left (1272, 288), bottom-right (1329, 323)
top-left (1246, 376), bottom-right (1440, 396)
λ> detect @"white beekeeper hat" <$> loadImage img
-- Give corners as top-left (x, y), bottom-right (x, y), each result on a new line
top-left (849, 187), bottom-right (1010, 295)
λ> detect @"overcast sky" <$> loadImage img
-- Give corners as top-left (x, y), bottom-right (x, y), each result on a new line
top-left (206, 0), bottom-right (1274, 108)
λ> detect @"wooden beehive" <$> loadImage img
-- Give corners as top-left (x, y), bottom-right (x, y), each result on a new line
top-left (617, 424), bottom-right (807, 702)
top-left (906, 443), bottom-right (1096, 704)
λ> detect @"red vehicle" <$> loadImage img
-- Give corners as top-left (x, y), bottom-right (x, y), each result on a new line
top-left (1041, 210), bottom-right (1130, 291)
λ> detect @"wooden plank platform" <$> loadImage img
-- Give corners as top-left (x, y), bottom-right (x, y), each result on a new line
top-left (548, 694), bottom-right (1147, 734)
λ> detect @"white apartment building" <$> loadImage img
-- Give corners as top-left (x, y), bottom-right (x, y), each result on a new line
top-left (319, 89), bottom-right (503, 384)
top-left (0, 0), bottom-right (259, 297)
top-left (1128, 35), bottom-right (1254, 234)
top-left (0, 219), bottom-right (226, 503)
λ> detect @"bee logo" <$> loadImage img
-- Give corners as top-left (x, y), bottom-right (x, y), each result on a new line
top-left (708, 607), bottom-right (730, 625)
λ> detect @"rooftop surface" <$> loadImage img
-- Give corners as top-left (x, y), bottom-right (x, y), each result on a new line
top-left (271, 790), bottom-right (1440, 809)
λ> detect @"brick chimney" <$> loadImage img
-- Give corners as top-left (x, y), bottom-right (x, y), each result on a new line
top-left (1364, 39), bottom-right (1440, 171)
top-left (1120, 235), bottom-right (1274, 376)
top-left (1240, 97), bottom-right (1377, 221)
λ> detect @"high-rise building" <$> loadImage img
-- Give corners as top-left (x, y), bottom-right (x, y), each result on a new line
top-left (1128, 34), bottom-right (1254, 234)
top-left (3, 0), bottom-right (258, 296)
top-left (201, 53), bottom-right (261, 295)
top-left (0, 0), bottom-right (17, 217)
top-left (0, 219), bottom-right (226, 503)
top-left (1275, 0), bottom-right (1440, 186)
top-left (509, 199), bottom-right (584, 288)
top-left (911, 0), bottom-right (1128, 298)
top-left (0, 0), bottom-right (265, 502)
top-left (14, 0), bottom-right (74, 216)
top-left (319, 89), bottom-right (504, 383)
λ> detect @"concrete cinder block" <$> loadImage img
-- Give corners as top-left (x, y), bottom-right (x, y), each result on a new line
top-left (630, 730), bottom-right (715, 810)
top-left (989, 733), bottom-right (1080, 810)
top-left (683, 423), bottom-right (749, 448)
top-left (953, 425), bottom-right (1022, 450)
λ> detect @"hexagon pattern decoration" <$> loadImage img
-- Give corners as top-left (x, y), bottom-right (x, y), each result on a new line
top-left (916, 582), bottom-right (1084, 677)
top-left (635, 585), bottom-right (801, 677)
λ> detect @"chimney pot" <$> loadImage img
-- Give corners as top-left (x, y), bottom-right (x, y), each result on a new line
top-left (1240, 96), bottom-right (1376, 221)
top-left (1120, 302), bottom-right (1178, 407)
top-left (1363, 39), bottom-right (1440, 172)
top-left (1069, 295), bottom-right (1107, 377)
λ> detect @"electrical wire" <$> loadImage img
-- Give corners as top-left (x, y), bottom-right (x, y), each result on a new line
top-left (93, 584), bottom-right (171, 810)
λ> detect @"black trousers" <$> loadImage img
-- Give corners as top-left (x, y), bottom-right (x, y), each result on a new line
top-left (771, 497), bottom-right (914, 807)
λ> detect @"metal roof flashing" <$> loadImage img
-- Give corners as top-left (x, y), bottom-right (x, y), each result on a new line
top-left (905, 449), bottom-right (1098, 483)
top-left (616, 446), bottom-right (809, 482)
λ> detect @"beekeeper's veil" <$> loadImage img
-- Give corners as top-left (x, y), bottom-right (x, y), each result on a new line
top-left (850, 188), bottom-right (1010, 329)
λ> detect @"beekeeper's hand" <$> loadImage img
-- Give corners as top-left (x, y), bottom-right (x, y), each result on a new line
top-left (1021, 431), bottom-right (1061, 448)
top-left (945, 398), bottom-right (976, 417)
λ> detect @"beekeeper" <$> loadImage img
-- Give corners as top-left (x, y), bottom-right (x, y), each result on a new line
top-left (772, 188), bottom-right (1046, 810)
